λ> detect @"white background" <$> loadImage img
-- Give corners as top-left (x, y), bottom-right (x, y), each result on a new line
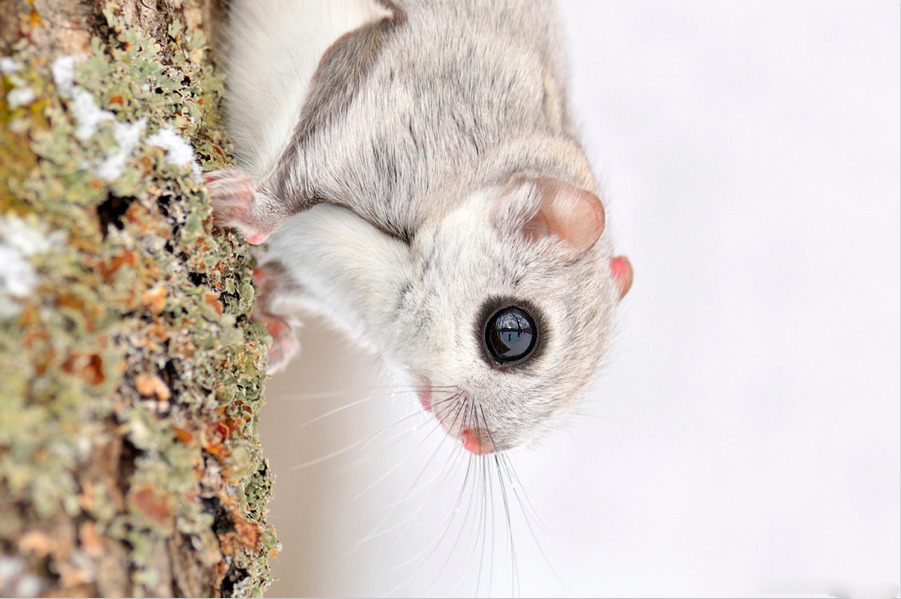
top-left (259, 2), bottom-right (901, 596)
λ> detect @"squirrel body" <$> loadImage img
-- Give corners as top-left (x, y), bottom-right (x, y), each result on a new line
top-left (210, 0), bottom-right (633, 452)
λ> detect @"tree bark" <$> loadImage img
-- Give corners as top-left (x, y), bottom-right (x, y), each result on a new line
top-left (0, 1), bottom-right (279, 596)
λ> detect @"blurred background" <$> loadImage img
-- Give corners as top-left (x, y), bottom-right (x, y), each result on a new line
top-left (259, 1), bottom-right (900, 596)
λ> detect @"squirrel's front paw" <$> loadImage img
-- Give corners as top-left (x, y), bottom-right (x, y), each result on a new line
top-left (250, 266), bottom-right (301, 373)
top-left (205, 169), bottom-right (274, 245)
top-left (259, 312), bottom-right (301, 374)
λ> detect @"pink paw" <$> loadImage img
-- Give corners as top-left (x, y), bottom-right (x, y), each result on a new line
top-left (266, 318), bottom-right (300, 374)
top-left (205, 169), bottom-right (272, 245)
top-left (259, 312), bottom-right (301, 374)
top-left (251, 266), bottom-right (301, 373)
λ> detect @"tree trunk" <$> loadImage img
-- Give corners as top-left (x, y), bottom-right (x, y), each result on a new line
top-left (0, 1), bottom-right (279, 596)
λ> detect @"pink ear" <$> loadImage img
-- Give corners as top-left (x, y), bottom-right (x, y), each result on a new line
top-left (521, 179), bottom-right (605, 256)
top-left (610, 255), bottom-right (633, 300)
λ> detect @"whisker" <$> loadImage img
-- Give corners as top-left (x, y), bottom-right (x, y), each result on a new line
top-left (383, 443), bottom-right (470, 573)
top-left (350, 429), bottom-right (431, 501)
top-left (287, 436), bottom-right (371, 471)
top-left (453, 402), bottom-right (487, 596)
top-left (481, 454), bottom-right (493, 597)
top-left (498, 454), bottom-right (552, 537)
top-left (277, 386), bottom-right (388, 401)
top-left (279, 383), bottom-right (458, 402)
top-left (390, 420), bottom-right (472, 546)
top-left (352, 466), bottom-right (446, 557)
top-left (572, 409), bottom-right (648, 420)
top-left (422, 446), bottom-right (480, 596)
top-left (494, 452), bottom-right (519, 597)
top-left (352, 416), bottom-right (458, 555)
top-left (475, 407), bottom-right (492, 597)
top-left (291, 403), bottom-right (425, 472)
top-left (443, 452), bottom-right (485, 598)
top-left (431, 391), bottom-right (465, 424)
top-left (299, 393), bottom-right (382, 428)
top-left (352, 392), bottom-right (465, 508)
top-left (432, 402), bottom-right (486, 596)
top-left (355, 410), bottom-right (429, 454)
top-left (339, 411), bottom-right (432, 474)
top-left (378, 439), bottom-right (473, 597)
top-left (499, 453), bottom-right (573, 596)
top-left (477, 404), bottom-right (518, 597)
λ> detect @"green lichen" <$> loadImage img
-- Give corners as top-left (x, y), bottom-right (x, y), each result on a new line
top-left (1, 4), bottom-right (278, 597)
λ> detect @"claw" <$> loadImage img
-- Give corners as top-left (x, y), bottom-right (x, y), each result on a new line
top-left (205, 168), bottom-right (273, 244)
top-left (251, 264), bottom-right (301, 372)
top-left (244, 231), bottom-right (270, 245)
top-left (252, 304), bottom-right (300, 373)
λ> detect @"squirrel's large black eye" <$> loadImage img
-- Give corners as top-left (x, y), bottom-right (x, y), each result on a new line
top-left (483, 305), bottom-right (538, 365)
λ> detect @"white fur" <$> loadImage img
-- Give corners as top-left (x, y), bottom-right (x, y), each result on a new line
top-left (226, 0), bottom-right (391, 179)
top-left (262, 204), bottom-right (413, 355)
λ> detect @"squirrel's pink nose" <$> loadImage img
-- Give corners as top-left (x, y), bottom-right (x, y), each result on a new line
top-left (460, 428), bottom-right (495, 455)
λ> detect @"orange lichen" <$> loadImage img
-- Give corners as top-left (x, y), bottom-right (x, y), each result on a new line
top-left (172, 426), bottom-right (194, 444)
top-left (204, 290), bottom-right (223, 315)
top-left (140, 284), bottom-right (167, 314)
top-left (135, 372), bottom-right (171, 401)
top-left (131, 486), bottom-right (173, 525)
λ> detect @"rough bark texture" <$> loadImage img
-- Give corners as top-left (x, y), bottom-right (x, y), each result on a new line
top-left (0, 1), bottom-right (279, 596)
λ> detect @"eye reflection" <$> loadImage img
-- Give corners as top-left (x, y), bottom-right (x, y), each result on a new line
top-left (483, 305), bottom-right (538, 365)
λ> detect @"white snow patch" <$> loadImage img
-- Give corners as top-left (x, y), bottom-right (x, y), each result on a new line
top-left (0, 556), bottom-right (22, 579)
top-left (7, 87), bottom-right (35, 108)
top-left (147, 126), bottom-right (195, 166)
top-left (0, 555), bottom-right (44, 598)
top-left (2, 57), bottom-right (32, 106)
top-left (147, 126), bottom-right (202, 180)
top-left (0, 215), bottom-right (62, 257)
top-left (15, 574), bottom-right (44, 599)
top-left (70, 87), bottom-right (114, 142)
top-left (52, 61), bottom-right (142, 179)
top-left (50, 55), bottom-right (79, 96)
top-left (53, 60), bottom-right (144, 179)
top-left (95, 118), bottom-right (146, 181)
top-left (0, 244), bottom-right (42, 318)
top-left (0, 57), bottom-right (21, 75)
top-left (0, 215), bottom-right (66, 319)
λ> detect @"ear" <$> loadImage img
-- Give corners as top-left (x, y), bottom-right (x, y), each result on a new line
top-left (610, 255), bottom-right (633, 300)
top-left (520, 179), bottom-right (605, 257)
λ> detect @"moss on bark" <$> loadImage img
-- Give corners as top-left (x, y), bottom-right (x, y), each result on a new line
top-left (0, 1), bottom-right (278, 596)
